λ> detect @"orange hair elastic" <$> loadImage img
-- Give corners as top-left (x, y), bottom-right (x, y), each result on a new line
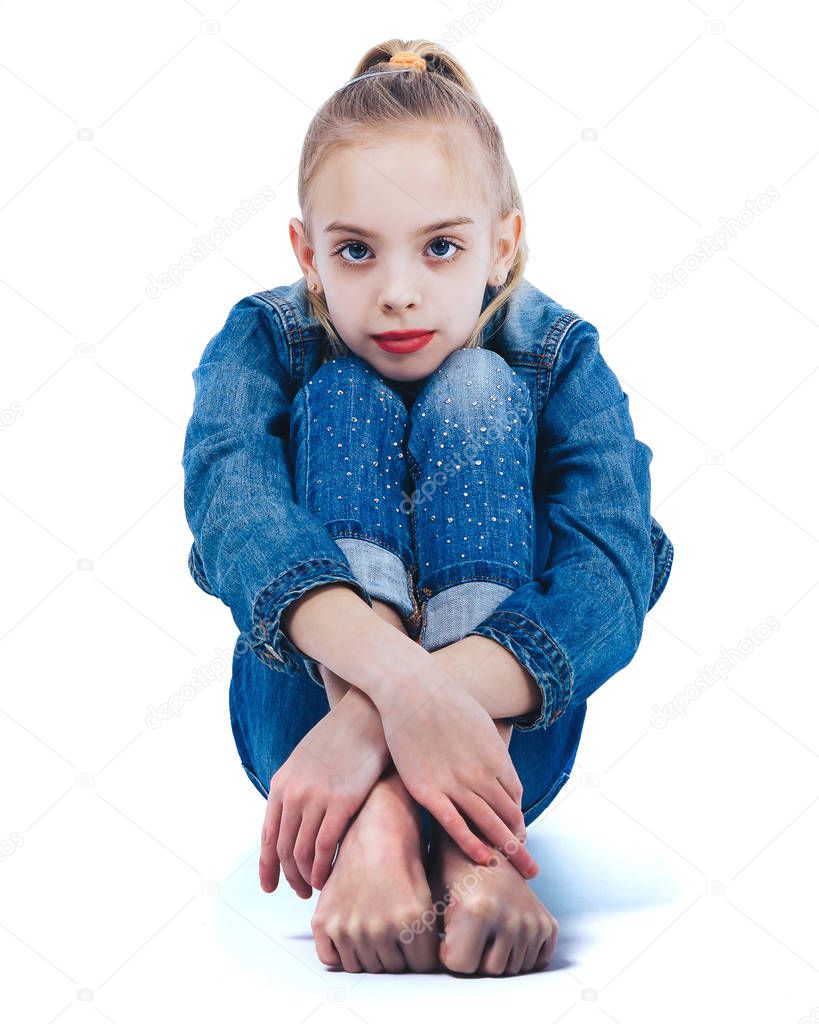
top-left (335, 52), bottom-right (428, 93)
top-left (388, 51), bottom-right (427, 71)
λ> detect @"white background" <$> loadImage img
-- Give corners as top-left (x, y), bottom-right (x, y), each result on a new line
top-left (1, 0), bottom-right (817, 1019)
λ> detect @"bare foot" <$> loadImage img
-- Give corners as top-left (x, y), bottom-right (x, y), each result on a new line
top-left (311, 767), bottom-right (440, 973)
top-left (428, 820), bottom-right (558, 976)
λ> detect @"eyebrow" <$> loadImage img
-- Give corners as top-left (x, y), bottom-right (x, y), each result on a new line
top-left (323, 216), bottom-right (475, 240)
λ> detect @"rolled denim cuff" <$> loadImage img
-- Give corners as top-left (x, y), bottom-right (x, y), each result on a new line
top-left (421, 581), bottom-right (515, 652)
top-left (334, 537), bottom-right (416, 621)
top-left (249, 557), bottom-right (374, 677)
top-left (648, 517), bottom-right (674, 611)
top-left (187, 542), bottom-right (215, 597)
top-left (464, 608), bottom-right (573, 732)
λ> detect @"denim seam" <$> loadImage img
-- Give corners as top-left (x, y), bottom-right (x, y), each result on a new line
top-left (302, 376), bottom-right (315, 511)
top-left (649, 532), bottom-right (674, 610)
top-left (251, 557), bottom-right (371, 618)
top-left (404, 563), bottom-right (424, 641)
top-left (405, 485), bottom-right (423, 641)
top-left (187, 543), bottom-right (215, 597)
top-left (417, 572), bottom-right (526, 598)
top-left (326, 529), bottom-right (406, 562)
top-left (537, 312), bottom-right (582, 411)
top-left (522, 770), bottom-right (571, 820)
top-left (404, 446), bottom-right (423, 483)
top-left (253, 292), bottom-right (307, 389)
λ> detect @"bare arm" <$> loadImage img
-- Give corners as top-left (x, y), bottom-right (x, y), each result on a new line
top-left (316, 598), bottom-right (409, 709)
top-left (281, 584), bottom-right (543, 724)
top-left (429, 636), bottom-right (544, 724)
top-left (280, 583), bottom-right (420, 703)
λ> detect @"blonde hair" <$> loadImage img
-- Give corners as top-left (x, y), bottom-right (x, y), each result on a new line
top-left (297, 38), bottom-right (529, 362)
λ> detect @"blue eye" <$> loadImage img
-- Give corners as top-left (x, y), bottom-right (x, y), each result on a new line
top-left (331, 236), bottom-right (464, 267)
top-left (336, 241), bottom-right (370, 263)
top-left (427, 237), bottom-right (459, 260)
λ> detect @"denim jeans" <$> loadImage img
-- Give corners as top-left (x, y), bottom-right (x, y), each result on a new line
top-left (229, 348), bottom-right (587, 848)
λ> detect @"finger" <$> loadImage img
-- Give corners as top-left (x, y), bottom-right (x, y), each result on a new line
top-left (311, 807), bottom-right (351, 889)
top-left (259, 796), bottom-right (283, 892)
top-left (479, 932), bottom-right (514, 976)
top-left (478, 778), bottom-right (527, 838)
top-left (277, 805), bottom-right (312, 898)
top-left (460, 788), bottom-right (536, 876)
top-left (505, 932), bottom-right (528, 975)
top-left (522, 927), bottom-right (546, 973)
top-left (440, 913), bottom-right (492, 975)
top-left (497, 759), bottom-right (525, 804)
top-left (456, 791), bottom-right (538, 878)
top-left (313, 929), bottom-right (341, 969)
top-left (293, 805), bottom-right (326, 888)
top-left (333, 932), bottom-right (363, 973)
top-left (354, 936), bottom-right (383, 973)
top-left (428, 793), bottom-right (495, 867)
top-left (400, 917), bottom-right (440, 973)
top-left (377, 940), bottom-right (408, 973)
top-left (532, 936), bottom-right (551, 971)
top-left (533, 918), bottom-right (559, 971)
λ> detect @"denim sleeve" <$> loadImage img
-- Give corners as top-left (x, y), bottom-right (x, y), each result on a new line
top-left (181, 296), bottom-right (373, 678)
top-left (464, 318), bottom-right (672, 731)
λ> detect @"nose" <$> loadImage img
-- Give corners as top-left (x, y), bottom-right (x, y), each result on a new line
top-left (378, 276), bottom-right (422, 312)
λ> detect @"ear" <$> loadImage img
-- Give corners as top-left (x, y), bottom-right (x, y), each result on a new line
top-left (289, 217), bottom-right (319, 286)
top-left (492, 207), bottom-right (522, 282)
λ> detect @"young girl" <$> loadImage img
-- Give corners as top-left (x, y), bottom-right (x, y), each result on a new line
top-left (182, 39), bottom-right (674, 977)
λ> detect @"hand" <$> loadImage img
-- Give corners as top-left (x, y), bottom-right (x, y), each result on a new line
top-left (371, 651), bottom-right (538, 880)
top-left (259, 683), bottom-right (390, 897)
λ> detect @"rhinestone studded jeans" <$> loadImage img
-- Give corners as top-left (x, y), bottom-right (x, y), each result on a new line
top-left (228, 346), bottom-right (586, 843)
top-left (289, 348), bottom-right (538, 651)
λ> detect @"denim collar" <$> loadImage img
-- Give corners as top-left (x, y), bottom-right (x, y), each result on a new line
top-left (271, 275), bottom-right (576, 366)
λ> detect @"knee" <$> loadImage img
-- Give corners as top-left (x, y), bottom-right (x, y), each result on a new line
top-left (305, 354), bottom-right (373, 390)
top-left (414, 347), bottom-right (532, 431)
top-left (304, 355), bottom-right (406, 412)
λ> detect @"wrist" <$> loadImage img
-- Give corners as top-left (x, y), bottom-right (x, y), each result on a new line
top-left (332, 683), bottom-right (391, 771)
top-left (345, 605), bottom-right (428, 707)
top-left (429, 635), bottom-right (542, 722)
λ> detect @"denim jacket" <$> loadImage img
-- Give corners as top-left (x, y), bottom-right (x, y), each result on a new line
top-left (181, 276), bottom-right (674, 731)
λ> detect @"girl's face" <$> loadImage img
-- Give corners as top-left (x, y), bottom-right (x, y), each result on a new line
top-left (290, 130), bottom-right (521, 383)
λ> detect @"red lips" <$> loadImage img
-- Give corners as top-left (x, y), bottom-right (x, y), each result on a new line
top-left (372, 330), bottom-right (435, 355)
top-left (371, 330), bottom-right (434, 340)
top-left (372, 330), bottom-right (435, 354)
